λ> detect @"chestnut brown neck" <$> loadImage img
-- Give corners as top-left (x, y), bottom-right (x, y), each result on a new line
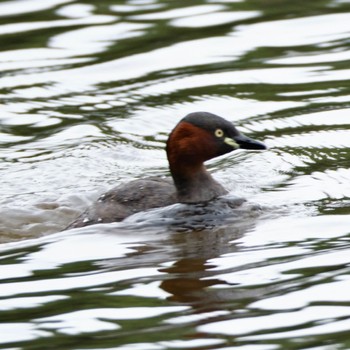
top-left (166, 122), bottom-right (228, 203)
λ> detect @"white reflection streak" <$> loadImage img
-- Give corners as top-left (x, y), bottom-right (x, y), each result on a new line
top-left (267, 130), bottom-right (350, 148)
top-left (0, 0), bottom-right (73, 17)
top-left (208, 247), bottom-right (350, 288)
top-left (0, 323), bottom-right (51, 344)
top-left (129, 4), bottom-right (225, 20)
top-left (0, 58), bottom-right (91, 72)
top-left (171, 11), bottom-right (260, 28)
top-left (0, 229), bottom-right (153, 281)
top-left (36, 306), bottom-right (189, 335)
top-left (0, 12), bottom-right (349, 95)
top-left (49, 22), bottom-right (151, 54)
top-left (270, 50), bottom-right (350, 65)
top-left (234, 13), bottom-right (350, 47)
top-left (235, 215), bottom-right (350, 246)
top-left (0, 15), bottom-right (116, 36)
top-left (244, 318), bottom-right (350, 340)
top-left (251, 277), bottom-right (350, 310)
top-left (136, 66), bottom-right (337, 95)
top-left (198, 306), bottom-right (350, 336)
top-left (0, 267), bottom-right (163, 298)
top-left (56, 4), bottom-right (94, 18)
top-left (0, 295), bottom-right (68, 311)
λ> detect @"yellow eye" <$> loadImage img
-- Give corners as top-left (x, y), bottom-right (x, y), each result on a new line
top-left (215, 129), bottom-right (224, 138)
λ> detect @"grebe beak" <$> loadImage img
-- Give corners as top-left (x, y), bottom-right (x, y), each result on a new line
top-left (231, 134), bottom-right (267, 150)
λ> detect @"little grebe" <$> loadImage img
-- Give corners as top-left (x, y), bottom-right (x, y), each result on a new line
top-left (67, 112), bottom-right (266, 228)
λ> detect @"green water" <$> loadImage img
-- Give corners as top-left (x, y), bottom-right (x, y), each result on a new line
top-left (1, 0), bottom-right (350, 349)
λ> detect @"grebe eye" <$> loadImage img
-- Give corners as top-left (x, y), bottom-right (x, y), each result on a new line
top-left (215, 129), bottom-right (224, 138)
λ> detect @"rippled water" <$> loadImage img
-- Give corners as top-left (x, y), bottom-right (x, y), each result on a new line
top-left (1, 0), bottom-right (350, 349)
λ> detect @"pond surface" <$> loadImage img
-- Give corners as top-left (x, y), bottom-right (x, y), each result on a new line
top-left (1, 0), bottom-right (350, 349)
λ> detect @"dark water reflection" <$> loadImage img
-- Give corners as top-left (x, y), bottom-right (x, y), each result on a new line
top-left (1, 0), bottom-right (350, 349)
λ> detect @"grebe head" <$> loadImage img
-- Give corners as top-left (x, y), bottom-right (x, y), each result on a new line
top-left (166, 112), bottom-right (266, 203)
top-left (166, 112), bottom-right (266, 165)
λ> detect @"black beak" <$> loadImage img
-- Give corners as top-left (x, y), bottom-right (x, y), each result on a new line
top-left (234, 133), bottom-right (267, 150)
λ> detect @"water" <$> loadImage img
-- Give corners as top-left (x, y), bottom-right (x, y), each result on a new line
top-left (1, 0), bottom-right (350, 348)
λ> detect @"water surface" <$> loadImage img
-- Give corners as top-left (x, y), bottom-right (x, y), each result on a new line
top-left (1, 0), bottom-right (350, 349)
